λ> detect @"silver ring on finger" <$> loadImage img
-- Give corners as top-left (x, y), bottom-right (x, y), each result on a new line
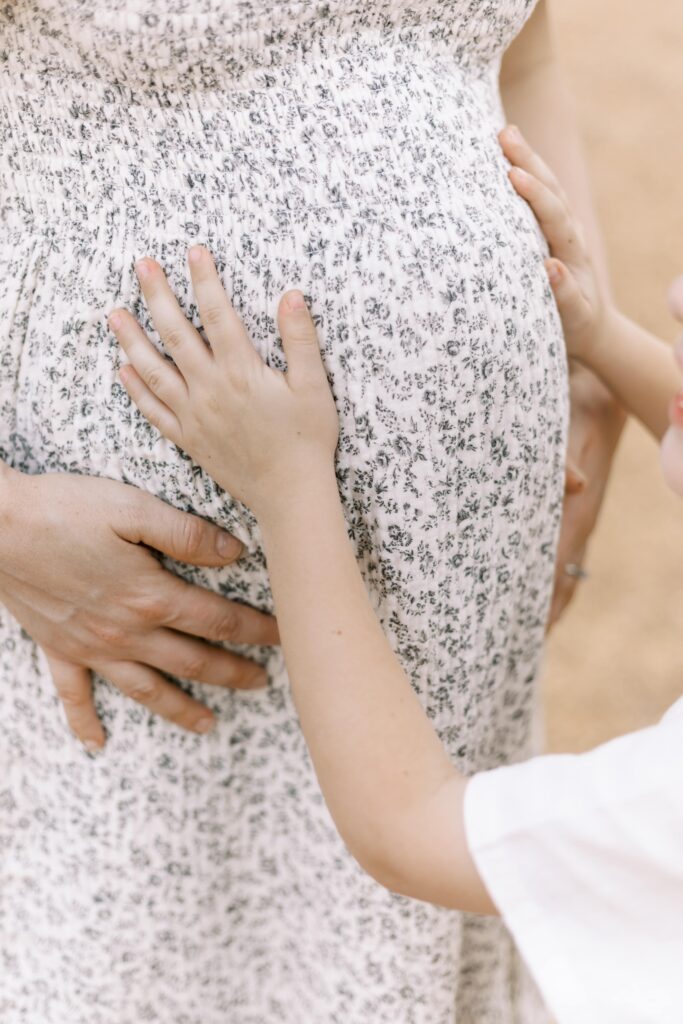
top-left (564, 562), bottom-right (589, 581)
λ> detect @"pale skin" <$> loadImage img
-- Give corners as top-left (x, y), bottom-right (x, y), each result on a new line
top-left (111, 135), bottom-right (682, 912)
top-left (0, 0), bottom-right (611, 749)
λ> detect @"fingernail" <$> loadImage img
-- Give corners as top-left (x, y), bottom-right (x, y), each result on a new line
top-left (135, 259), bottom-right (151, 279)
top-left (109, 311), bottom-right (122, 330)
top-left (286, 290), bottom-right (306, 311)
top-left (217, 531), bottom-right (243, 561)
top-left (188, 245), bottom-right (203, 264)
top-left (510, 166), bottom-right (530, 184)
top-left (83, 739), bottom-right (104, 754)
top-left (507, 124), bottom-right (523, 143)
top-left (547, 262), bottom-right (562, 284)
top-left (195, 716), bottom-right (216, 734)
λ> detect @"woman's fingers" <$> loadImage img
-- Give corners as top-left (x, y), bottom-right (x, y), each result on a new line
top-left (159, 572), bottom-right (280, 647)
top-left (119, 364), bottom-right (182, 444)
top-left (110, 308), bottom-right (187, 409)
top-left (509, 166), bottom-right (582, 263)
top-left (547, 554), bottom-right (584, 629)
top-left (136, 257), bottom-right (209, 376)
top-left (47, 654), bottom-right (107, 751)
top-left (95, 659), bottom-right (218, 734)
top-left (187, 245), bottom-right (257, 364)
top-left (138, 628), bottom-right (268, 689)
top-left (564, 457), bottom-right (588, 496)
top-left (277, 290), bottom-right (327, 389)
top-left (499, 125), bottom-right (569, 206)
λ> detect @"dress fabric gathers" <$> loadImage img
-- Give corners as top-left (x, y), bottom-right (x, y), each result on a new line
top-left (0, 1), bottom-right (567, 1021)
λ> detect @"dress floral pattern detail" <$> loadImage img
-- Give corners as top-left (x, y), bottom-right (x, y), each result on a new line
top-left (0, 1), bottom-right (567, 1021)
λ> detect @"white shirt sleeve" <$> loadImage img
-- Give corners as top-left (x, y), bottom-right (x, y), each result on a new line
top-left (464, 698), bottom-right (683, 1024)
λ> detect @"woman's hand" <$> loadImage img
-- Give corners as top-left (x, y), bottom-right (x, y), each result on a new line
top-left (548, 367), bottom-right (625, 626)
top-left (110, 246), bottom-right (339, 518)
top-left (0, 467), bottom-right (278, 750)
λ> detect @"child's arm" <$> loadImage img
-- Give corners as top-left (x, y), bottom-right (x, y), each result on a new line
top-left (111, 255), bottom-right (495, 915)
top-left (500, 126), bottom-right (680, 439)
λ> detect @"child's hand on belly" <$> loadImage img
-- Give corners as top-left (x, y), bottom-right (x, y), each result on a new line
top-left (500, 124), bottom-right (608, 366)
top-left (109, 246), bottom-right (340, 518)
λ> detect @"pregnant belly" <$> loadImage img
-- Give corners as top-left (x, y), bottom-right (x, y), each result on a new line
top-left (4, 160), bottom-right (564, 526)
top-left (0, 61), bottom-right (568, 683)
top-left (0, 67), bottom-right (570, 784)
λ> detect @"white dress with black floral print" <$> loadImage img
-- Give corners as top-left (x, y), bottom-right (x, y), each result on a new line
top-left (0, 1), bottom-right (568, 1021)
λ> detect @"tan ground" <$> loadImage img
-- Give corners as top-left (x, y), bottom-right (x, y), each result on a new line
top-left (543, 0), bottom-right (683, 752)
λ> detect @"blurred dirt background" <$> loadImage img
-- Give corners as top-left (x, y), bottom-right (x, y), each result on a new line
top-left (543, 0), bottom-right (683, 752)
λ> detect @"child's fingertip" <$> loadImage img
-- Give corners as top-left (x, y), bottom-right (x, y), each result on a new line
top-left (284, 289), bottom-right (307, 312)
top-left (119, 364), bottom-right (137, 389)
top-left (502, 124), bottom-right (524, 146)
top-left (188, 244), bottom-right (205, 265)
top-left (509, 166), bottom-right (530, 189)
top-left (546, 260), bottom-right (563, 285)
top-left (135, 257), bottom-right (154, 280)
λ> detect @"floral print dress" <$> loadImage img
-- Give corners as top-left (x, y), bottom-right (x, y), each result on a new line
top-left (0, 1), bottom-right (568, 1021)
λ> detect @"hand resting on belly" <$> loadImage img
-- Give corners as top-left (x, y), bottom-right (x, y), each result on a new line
top-left (0, 469), bottom-right (278, 750)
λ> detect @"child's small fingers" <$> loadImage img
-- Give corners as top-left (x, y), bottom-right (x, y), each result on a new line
top-left (187, 245), bottom-right (260, 366)
top-left (136, 257), bottom-right (209, 377)
top-left (499, 125), bottom-right (569, 206)
top-left (277, 291), bottom-right (327, 389)
top-left (110, 309), bottom-right (187, 410)
top-left (509, 168), bottom-right (581, 264)
top-left (119, 364), bottom-right (182, 444)
top-left (545, 259), bottom-right (590, 331)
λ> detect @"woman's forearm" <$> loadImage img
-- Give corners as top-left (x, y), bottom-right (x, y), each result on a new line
top-left (257, 469), bottom-right (494, 913)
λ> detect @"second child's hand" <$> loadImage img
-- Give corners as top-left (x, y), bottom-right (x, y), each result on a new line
top-left (499, 125), bottom-right (622, 627)
top-left (502, 126), bottom-right (680, 440)
top-left (108, 248), bottom-right (493, 915)
top-left (501, 127), bottom-right (681, 626)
